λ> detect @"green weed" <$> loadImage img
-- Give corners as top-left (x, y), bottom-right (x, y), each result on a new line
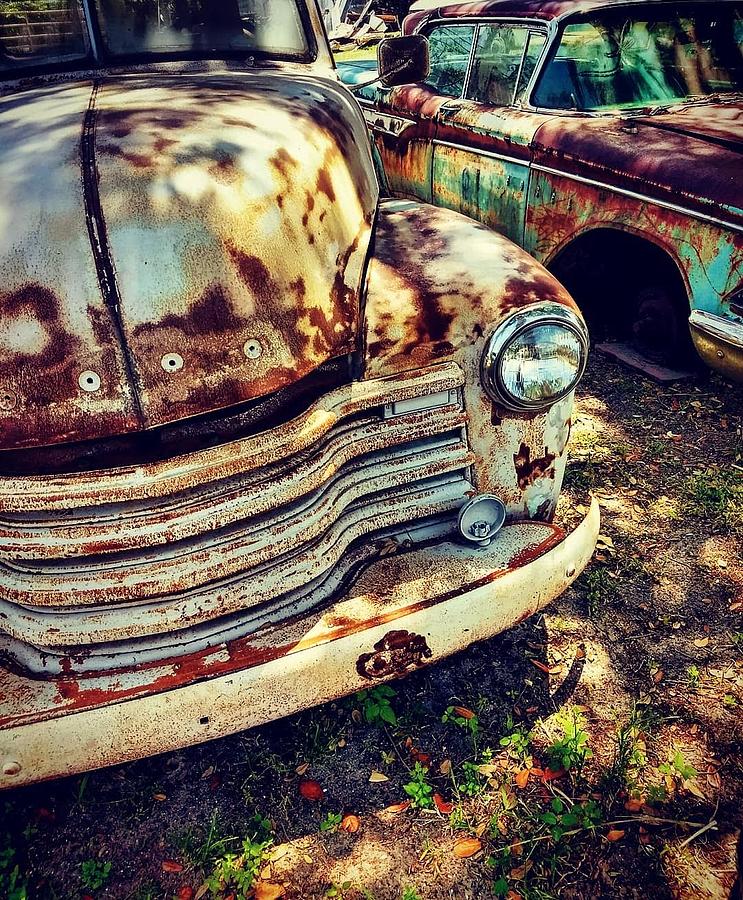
top-left (403, 762), bottom-right (434, 809)
top-left (356, 685), bottom-right (398, 727)
top-left (80, 859), bottom-right (112, 891)
top-left (545, 708), bottom-right (592, 775)
top-left (319, 812), bottom-right (343, 833)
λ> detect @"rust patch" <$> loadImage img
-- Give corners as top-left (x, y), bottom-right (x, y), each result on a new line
top-left (514, 443), bottom-right (556, 490)
top-left (356, 629), bottom-right (433, 680)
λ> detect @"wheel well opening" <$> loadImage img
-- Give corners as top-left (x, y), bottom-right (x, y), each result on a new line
top-left (549, 229), bottom-right (692, 357)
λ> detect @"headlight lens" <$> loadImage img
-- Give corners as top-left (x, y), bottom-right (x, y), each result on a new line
top-left (482, 304), bottom-right (588, 411)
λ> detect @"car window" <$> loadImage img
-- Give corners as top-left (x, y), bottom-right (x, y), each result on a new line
top-left (424, 24), bottom-right (475, 97)
top-left (94, 0), bottom-right (308, 60)
top-left (515, 30), bottom-right (546, 103)
top-left (0, 0), bottom-right (89, 72)
top-left (467, 24), bottom-right (529, 105)
top-left (534, 6), bottom-right (743, 111)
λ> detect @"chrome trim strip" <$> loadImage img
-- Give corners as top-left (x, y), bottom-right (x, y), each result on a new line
top-left (532, 164), bottom-right (743, 235)
top-left (689, 309), bottom-right (743, 349)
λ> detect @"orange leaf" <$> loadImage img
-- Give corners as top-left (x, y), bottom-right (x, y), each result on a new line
top-left (433, 793), bottom-right (454, 815)
top-left (162, 860), bottom-right (184, 873)
top-left (530, 660), bottom-right (562, 675)
top-left (452, 706), bottom-right (476, 719)
top-left (540, 768), bottom-right (565, 782)
top-left (452, 837), bottom-right (482, 858)
top-left (254, 882), bottom-right (285, 900)
top-left (177, 889), bottom-right (194, 900)
top-left (624, 798), bottom-right (643, 813)
top-left (606, 829), bottom-right (625, 842)
top-left (298, 779), bottom-right (324, 801)
top-left (384, 800), bottom-right (411, 813)
top-left (410, 749), bottom-right (431, 767)
top-left (340, 814), bottom-right (360, 833)
top-left (514, 769), bottom-right (530, 789)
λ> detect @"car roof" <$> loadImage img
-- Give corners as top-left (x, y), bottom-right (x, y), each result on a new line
top-left (407, 0), bottom-right (736, 24)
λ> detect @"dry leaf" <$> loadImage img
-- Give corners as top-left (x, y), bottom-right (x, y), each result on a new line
top-left (575, 645), bottom-right (587, 660)
top-left (540, 768), bottom-right (565, 782)
top-left (652, 669), bottom-right (665, 684)
top-left (194, 884), bottom-right (210, 900)
top-left (439, 759), bottom-right (452, 776)
top-left (475, 821), bottom-right (488, 838)
top-left (476, 764), bottom-right (499, 776)
top-left (295, 762), bottom-right (310, 776)
top-left (514, 769), bottom-right (530, 789)
top-left (433, 793), bottom-right (453, 815)
top-left (693, 637), bottom-right (710, 648)
top-left (452, 837), bottom-right (482, 858)
top-left (298, 779), bottom-right (324, 801)
top-left (410, 749), bottom-right (431, 767)
top-left (506, 892), bottom-right (524, 900)
top-left (452, 706), bottom-right (476, 719)
top-left (707, 771), bottom-right (722, 790)
top-left (177, 888), bottom-right (194, 900)
top-left (369, 771), bottom-right (389, 783)
top-left (340, 814), bottom-right (360, 833)
top-left (152, 793), bottom-right (167, 802)
top-left (162, 860), bottom-right (184, 874)
top-left (530, 659), bottom-right (562, 675)
top-left (510, 861), bottom-right (533, 880)
top-left (200, 766), bottom-right (215, 780)
top-left (384, 800), bottom-right (411, 813)
top-left (605, 829), bottom-right (625, 842)
top-left (510, 840), bottom-right (524, 857)
top-left (684, 780), bottom-right (706, 800)
top-left (254, 883), bottom-right (285, 900)
top-left (624, 798), bottom-right (643, 813)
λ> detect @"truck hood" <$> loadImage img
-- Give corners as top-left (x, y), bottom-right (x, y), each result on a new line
top-left (0, 73), bottom-right (377, 451)
top-left (533, 102), bottom-right (743, 228)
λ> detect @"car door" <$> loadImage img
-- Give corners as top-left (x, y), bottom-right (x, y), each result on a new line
top-left (431, 23), bottom-right (548, 245)
top-left (355, 22), bottom-right (476, 201)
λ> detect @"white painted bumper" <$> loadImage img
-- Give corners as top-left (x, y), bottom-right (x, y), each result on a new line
top-left (0, 498), bottom-right (599, 788)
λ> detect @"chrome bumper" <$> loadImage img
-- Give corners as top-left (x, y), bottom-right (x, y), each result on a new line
top-left (689, 309), bottom-right (743, 382)
top-left (0, 498), bottom-right (599, 788)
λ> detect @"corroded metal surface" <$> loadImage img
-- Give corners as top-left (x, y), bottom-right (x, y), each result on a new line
top-left (0, 498), bottom-right (600, 788)
top-left (364, 199), bottom-right (576, 519)
top-left (0, 71), bottom-right (377, 449)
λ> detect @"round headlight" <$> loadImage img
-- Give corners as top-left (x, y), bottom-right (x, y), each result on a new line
top-left (481, 303), bottom-right (588, 411)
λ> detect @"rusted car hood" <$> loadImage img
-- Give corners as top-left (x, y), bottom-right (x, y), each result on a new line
top-left (533, 102), bottom-right (743, 227)
top-left (0, 73), bottom-right (376, 451)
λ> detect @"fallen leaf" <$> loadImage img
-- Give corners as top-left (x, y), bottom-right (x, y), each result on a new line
top-left (540, 768), bottom-right (565, 782)
top-left (506, 893), bottom-right (524, 900)
top-left (195, 884), bottom-right (210, 900)
top-left (575, 645), bottom-right (587, 660)
top-left (510, 861), bottom-right (533, 880)
top-left (475, 821), bottom-right (488, 838)
top-left (439, 759), bottom-right (452, 776)
top-left (510, 840), bottom-right (524, 857)
top-left (410, 748), bottom-right (431, 767)
top-left (693, 637), bottom-right (710, 648)
top-left (162, 860), bottom-right (184, 874)
top-left (254, 882), bottom-right (285, 900)
top-left (606, 829), bottom-right (625, 842)
top-left (652, 669), bottom-right (665, 684)
top-left (384, 800), bottom-right (411, 813)
top-left (452, 837), bottom-right (482, 858)
top-left (295, 762), bottom-right (310, 776)
top-left (707, 771), bottom-right (722, 790)
top-left (433, 793), bottom-right (453, 815)
top-left (302, 855), bottom-right (313, 864)
top-left (530, 659), bottom-right (562, 675)
top-left (476, 764), bottom-right (499, 776)
top-left (177, 888), bottom-right (194, 900)
top-left (152, 793), bottom-right (167, 802)
top-left (683, 780), bottom-right (706, 800)
top-left (298, 779), bottom-right (324, 801)
top-left (200, 766), bottom-right (215, 780)
top-left (340, 814), bottom-right (360, 833)
top-left (624, 798), bottom-right (643, 813)
top-left (369, 771), bottom-right (389, 783)
top-left (452, 706), bottom-right (476, 719)
top-left (514, 769), bottom-right (530, 789)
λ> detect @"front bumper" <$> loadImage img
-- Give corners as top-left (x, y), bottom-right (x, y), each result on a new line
top-left (0, 498), bottom-right (599, 788)
top-left (689, 309), bottom-right (743, 382)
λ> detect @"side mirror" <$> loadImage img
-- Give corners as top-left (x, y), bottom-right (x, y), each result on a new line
top-left (377, 35), bottom-right (429, 87)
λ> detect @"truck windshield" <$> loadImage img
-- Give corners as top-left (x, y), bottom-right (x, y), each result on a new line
top-left (0, 0), bottom-right (308, 75)
top-left (533, 5), bottom-right (743, 111)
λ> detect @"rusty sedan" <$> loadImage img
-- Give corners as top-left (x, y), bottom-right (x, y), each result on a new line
top-left (0, 0), bottom-right (598, 788)
top-left (343, 0), bottom-right (743, 380)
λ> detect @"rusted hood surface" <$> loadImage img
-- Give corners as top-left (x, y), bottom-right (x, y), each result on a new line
top-left (533, 103), bottom-right (743, 227)
top-left (0, 72), bottom-right (377, 451)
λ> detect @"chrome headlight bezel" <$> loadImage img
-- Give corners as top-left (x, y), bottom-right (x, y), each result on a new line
top-left (481, 303), bottom-right (589, 412)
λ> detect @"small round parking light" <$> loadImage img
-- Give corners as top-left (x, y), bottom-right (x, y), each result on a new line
top-left (458, 494), bottom-right (506, 547)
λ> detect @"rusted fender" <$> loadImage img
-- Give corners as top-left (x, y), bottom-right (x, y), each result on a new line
top-left (0, 72), bottom-right (377, 450)
top-left (364, 199), bottom-right (580, 521)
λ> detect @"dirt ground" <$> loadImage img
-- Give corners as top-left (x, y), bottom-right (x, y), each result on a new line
top-left (2, 353), bottom-right (742, 900)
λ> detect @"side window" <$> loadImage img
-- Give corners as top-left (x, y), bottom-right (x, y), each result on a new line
top-left (424, 24), bottom-right (475, 97)
top-left (466, 24), bottom-right (529, 105)
top-left (516, 31), bottom-right (547, 103)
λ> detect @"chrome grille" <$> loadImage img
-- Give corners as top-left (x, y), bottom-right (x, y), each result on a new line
top-left (0, 363), bottom-right (474, 672)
